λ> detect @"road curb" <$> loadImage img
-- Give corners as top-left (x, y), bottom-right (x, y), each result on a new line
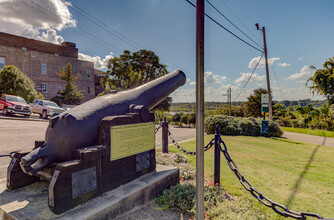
top-left (0, 115), bottom-right (48, 122)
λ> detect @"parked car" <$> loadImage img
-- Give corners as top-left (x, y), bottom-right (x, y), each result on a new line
top-left (30, 99), bottom-right (66, 119)
top-left (0, 94), bottom-right (32, 117)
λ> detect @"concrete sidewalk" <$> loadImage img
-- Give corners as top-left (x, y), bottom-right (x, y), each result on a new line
top-left (281, 131), bottom-right (334, 148)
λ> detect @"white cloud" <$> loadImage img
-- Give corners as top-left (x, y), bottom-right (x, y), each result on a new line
top-left (189, 81), bottom-right (196, 86)
top-left (285, 65), bottom-right (315, 80)
top-left (278, 62), bottom-right (291, 67)
top-left (37, 29), bottom-right (64, 44)
top-left (0, 0), bottom-right (76, 44)
top-left (248, 56), bottom-right (280, 68)
top-left (204, 71), bottom-right (217, 84)
top-left (234, 72), bottom-right (265, 84)
top-left (78, 53), bottom-right (113, 70)
top-left (297, 57), bottom-right (303, 61)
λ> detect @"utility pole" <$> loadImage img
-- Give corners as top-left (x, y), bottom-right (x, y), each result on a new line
top-left (196, 0), bottom-right (205, 219)
top-left (256, 24), bottom-right (272, 120)
top-left (223, 88), bottom-right (232, 116)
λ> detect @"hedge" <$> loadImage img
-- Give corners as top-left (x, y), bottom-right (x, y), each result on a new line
top-left (204, 115), bottom-right (283, 137)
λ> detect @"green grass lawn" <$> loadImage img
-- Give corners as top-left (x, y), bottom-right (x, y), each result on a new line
top-left (281, 127), bottom-right (334, 138)
top-left (167, 135), bottom-right (334, 219)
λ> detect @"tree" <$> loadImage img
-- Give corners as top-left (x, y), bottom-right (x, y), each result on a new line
top-left (0, 65), bottom-right (40, 102)
top-left (101, 49), bottom-right (172, 111)
top-left (244, 88), bottom-right (271, 117)
top-left (51, 63), bottom-right (84, 105)
top-left (307, 57), bottom-right (334, 104)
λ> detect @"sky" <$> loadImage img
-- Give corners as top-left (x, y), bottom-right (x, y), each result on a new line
top-left (0, 0), bottom-right (333, 103)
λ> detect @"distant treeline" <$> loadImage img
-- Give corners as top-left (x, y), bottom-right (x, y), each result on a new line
top-left (170, 99), bottom-right (326, 112)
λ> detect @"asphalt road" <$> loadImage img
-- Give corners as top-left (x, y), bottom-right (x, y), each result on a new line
top-left (0, 116), bottom-right (197, 179)
top-left (0, 118), bottom-right (48, 179)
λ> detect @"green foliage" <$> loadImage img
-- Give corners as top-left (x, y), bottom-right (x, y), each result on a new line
top-left (156, 184), bottom-right (196, 214)
top-left (51, 63), bottom-right (84, 105)
top-left (187, 112), bottom-right (196, 126)
top-left (307, 57), bottom-right (334, 104)
top-left (102, 49), bottom-right (171, 111)
top-left (0, 65), bottom-right (38, 102)
top-left (244, 88), bottom-right (270, 117)
top-left (172, 113), bottom-right (182, 123)
top-left (204, 115), bottom-right (282, 137)
top-left (180, 114), bottom-right (189, 125)
top-left (237, 117), bottom-right (261, 136)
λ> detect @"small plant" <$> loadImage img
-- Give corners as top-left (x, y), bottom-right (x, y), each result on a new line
top-left (156, 184), bottom-right (196, 215)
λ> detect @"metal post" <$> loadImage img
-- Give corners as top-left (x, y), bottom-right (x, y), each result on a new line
top-left (196, 0), bottom-right (205, 219)
top-left (262, 27), bottom-right (272, 121)
top-left (214, 126), bottom-right (220, 185)
top-left (162, 117), bottom-right (168, 153)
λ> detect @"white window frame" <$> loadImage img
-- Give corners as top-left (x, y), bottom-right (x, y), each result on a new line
top-left (0, 57), bottom-right (5, 70)
top-left (42, 63), bottom-right (47, 75)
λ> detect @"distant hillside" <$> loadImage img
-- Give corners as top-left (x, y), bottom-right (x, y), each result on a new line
top-left (170, 99), bottom-right (327, 112)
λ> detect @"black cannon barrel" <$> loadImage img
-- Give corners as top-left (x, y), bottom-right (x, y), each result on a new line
top-left (20, 70), bottom-right (186, 175)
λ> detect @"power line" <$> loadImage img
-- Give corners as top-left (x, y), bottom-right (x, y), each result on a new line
top-left (218, 0), bottom-right (262, 46)
top-left (268, 53), bottom-right (285, 101)
top-left (206, 0), bottom-right (263, 50)
top-left (70, 3), bottom-right (143, 51)
top-left (70, 2), bottom-right (196, 81)
top-left (185, 0), bottom-right (263, 53)
top-left (23, 0), bottom-right (123, 53)
top-left (233, 53), bottom-right (264, 101)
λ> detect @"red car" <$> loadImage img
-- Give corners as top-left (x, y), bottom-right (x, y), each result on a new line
top-left (0, 94), bottom-right (32, 117)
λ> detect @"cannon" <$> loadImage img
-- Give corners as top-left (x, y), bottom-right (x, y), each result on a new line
top-left (6, 70), bottom-right (185, 214)
top-left (20, 70), bottom-right (186, 175)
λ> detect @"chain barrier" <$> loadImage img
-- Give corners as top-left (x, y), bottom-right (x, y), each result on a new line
top-left (167, 129), bottom-right (214, 156)
top-left (0, 151), bottom-right (17, 158)
top-left (155, 124), bottom-right (162, 133)
top-left (218, 137), bottom-right (324, 219)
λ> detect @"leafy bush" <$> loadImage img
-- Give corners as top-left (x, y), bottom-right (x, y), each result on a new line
top-left (205, 115), bottom-right (282, 137)
top-left (268, 120), bottom-right (283, 137)
top-left (156, 184), bottom-right (196, 214)
top-left (237, 117), bottom-right (261, 136)
top-left (180, 114), bottom-right (188, 126)
top-left (205, 115), bottom-right (239, 135)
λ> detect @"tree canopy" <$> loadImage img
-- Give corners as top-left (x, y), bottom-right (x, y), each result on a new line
top-left (244, 88), bottom-right (270, 117)
top-left (51, 63), bottom-right (84, 105)
top-left (0, 65), bottom-right (41, 102)
top-left (307, 57), bottom-right (334, 104)
top-left (101, 49), bottom-right (172, 111)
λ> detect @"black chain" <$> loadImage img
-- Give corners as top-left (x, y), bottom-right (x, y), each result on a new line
top-left (0, 151), bottom-right (18, 158)
top-left (218, 137), bottom-right (324, 219)
top-left (167, 130), bottom-right (214, 156)
top-left (155, 124), bottom-right (162, 133)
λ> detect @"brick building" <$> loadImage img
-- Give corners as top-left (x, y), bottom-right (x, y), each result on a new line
top-left (0, 32), bottom-right (95, 102)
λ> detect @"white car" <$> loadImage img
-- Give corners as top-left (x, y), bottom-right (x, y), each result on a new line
top-left (30, 99), bottom-right (65, 119)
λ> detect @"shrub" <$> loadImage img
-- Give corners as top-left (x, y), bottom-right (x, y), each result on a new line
top-left (268, 120), bottom-right (283, 137)
top-left (205, 115), bottom-right (283, 137)
top-left (180, 114), bottom-right (188, 126)
top-left (172, 113), bottom-right (181, 123)
top-left (187, 112), bottom-right (196, 126)
top-left (204, 115), bottom-right (239, 135)
top-left (156, 184), bottom-right (196, 214)
top-left (237, 118), bottom-right (261, 136)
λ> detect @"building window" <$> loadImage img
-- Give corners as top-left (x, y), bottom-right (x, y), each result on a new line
top-left (87, 69), bottom-right (91, 79)
top-left (42, 63), bottom-right (47, 74)
top-left (88, 86), bottom-right (91, 94)
top-left (0, 57), bottom-right (5, 70)
top-left (42, 82), bottom-right (47, 93)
